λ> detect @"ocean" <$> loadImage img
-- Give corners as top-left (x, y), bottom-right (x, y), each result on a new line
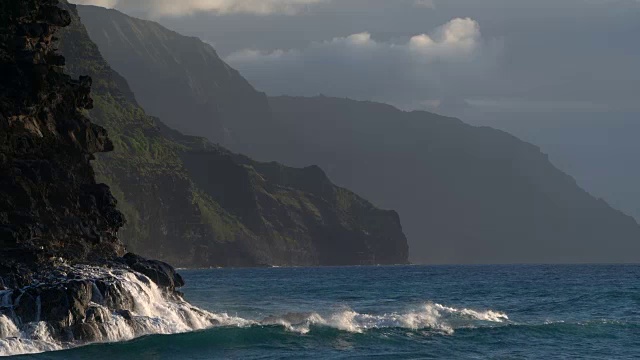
top-left (12, 265), bottom-right (640, 359)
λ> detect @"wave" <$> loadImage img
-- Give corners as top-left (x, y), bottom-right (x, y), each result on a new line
top-left (25, 318), bottom-right (637, 360)
top-left (259, 302), bottom-right (509, 335)
top-left (0, 266), bottom-right (509, 357)
top-left (0, 266), bottom-right (250, 357)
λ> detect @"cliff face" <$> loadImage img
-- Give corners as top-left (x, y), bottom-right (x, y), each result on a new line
top-left (75, 5), bottom-right (275, 158)
top-left (0, 0), bottom-right (125, 286)
top-left (74, 3), bottom-right (640, 264)
top-left (267, 96), bottom-right (640, 264)
top-left (0, 0), bottom-right (192, 350)
top-left (56, 7), bottom-right (408, 267)
top-left (165, 125), bottom-right (409, 266)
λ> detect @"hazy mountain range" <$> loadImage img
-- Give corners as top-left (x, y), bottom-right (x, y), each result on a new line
top-left (57, 4), bottom-right (409, 267)
top-left (71, 4), bottom-right (640, 264)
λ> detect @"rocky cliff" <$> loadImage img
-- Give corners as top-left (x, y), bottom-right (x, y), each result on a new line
top-left (0, 1), bottom-right (214, 354)
top-left (75, 5), bottom-right (275, 158)
top-left (0, 0), bottom-right (125, 287)
top-left (76, 5), bottom-right (640, 264)
top-left (56, 4), bottom-right (408, 267)
top-left (267, 96), bottom-right (640, 264)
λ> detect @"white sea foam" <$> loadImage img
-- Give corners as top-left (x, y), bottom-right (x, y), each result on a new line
top-left (258, 302), bottom-right (509, 335)
top-left (0, 266), bottom-right (509, 357)
top-left (0, 266), bottom-right (251, 357)
top-left (433, 303), bottom-right (509, 322)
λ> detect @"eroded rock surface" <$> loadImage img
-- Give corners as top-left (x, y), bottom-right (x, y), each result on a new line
top-left (0, 1), bottom-right (192, 349)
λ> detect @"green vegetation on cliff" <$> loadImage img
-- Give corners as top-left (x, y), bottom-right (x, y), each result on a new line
top-left (74, 4), bottom-right (640, 264)
top-left (57, 3), bottom-right (408, 267)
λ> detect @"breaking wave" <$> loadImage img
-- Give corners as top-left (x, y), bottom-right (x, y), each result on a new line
top-left (260, 302), bottom-right (509, 335)
top-left (0, 267), bottom-right (249, 357)
top-left (0, 267), bottom-right (509, 357)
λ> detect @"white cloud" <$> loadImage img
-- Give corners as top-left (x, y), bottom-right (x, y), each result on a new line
top-left (71, 0), bottom-right (329, 16)
top-left (228, 18), bottom-right (484, 65)
top-left (409, 18), bottom-right (481, 58)
top-left (225, 18), bottom-right (501, 107)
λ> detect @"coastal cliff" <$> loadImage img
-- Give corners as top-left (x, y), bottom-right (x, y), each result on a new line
top-left (0, 1), bottom-right (215, 354)
top-left (55, 4), bottom-right (408, 268)
top-left (74, 4), bottom-right (640, 264)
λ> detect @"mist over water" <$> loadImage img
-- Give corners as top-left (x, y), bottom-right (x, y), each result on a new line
top-left (14, 265), bottom-right (640, 359)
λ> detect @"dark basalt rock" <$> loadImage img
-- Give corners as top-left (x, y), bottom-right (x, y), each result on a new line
top-left (123, 253), bottom-right (185, 291)
top-left (0, 0), bottom-right (125, 283)
top-left (2, 266), bottom-right (147, 342)
top-left (0, 0), bottom-right (186, 344)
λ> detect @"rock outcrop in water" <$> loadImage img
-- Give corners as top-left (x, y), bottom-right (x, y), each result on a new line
top-left (54, 4), bottom-right (408, 268)
top-left (0, 1), bottom-right (214, 353)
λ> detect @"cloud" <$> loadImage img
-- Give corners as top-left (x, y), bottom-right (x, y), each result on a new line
top-left (225, 18), bottom-right (502, 108)
top-left (71, 0), bottom-right (329, 16)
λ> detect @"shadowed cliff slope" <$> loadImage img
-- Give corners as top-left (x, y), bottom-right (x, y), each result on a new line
top-left (75, 5), bottom-right (274, 158)
top-left (75, 5), bottom-right (640, 264)
top-left (267, 96), bottom-right (640, 264)
top-left (57, 5), bottom-right (408, 267)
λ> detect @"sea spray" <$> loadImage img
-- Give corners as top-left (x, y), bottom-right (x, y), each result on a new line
top-left (0, 266), bottom-right (250, 357)
top-left (0, 265), bottom-right (511, 357)
top-left (257, 302), bottom-right (509, 335)
top-left (0, 265), bottom-right (513, 357)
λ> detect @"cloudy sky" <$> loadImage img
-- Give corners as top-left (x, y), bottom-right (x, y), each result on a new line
top-left (73, 0), bottom-right (640, 113)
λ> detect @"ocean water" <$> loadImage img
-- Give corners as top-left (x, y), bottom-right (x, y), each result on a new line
top-left (13, 265), bottom-right (640, 359)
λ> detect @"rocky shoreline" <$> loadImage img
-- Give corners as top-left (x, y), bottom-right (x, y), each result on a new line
top-left (0, 0), bottom-right (201, 353)
top-left (0, 256), bottom-right (190, 342)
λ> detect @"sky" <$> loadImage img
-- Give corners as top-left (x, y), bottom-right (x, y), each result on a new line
top-left (72, 0), bottom-right (640, 219)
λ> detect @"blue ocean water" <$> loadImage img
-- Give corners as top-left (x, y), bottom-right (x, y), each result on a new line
top-left (18, 265), bottom-right (640, 359)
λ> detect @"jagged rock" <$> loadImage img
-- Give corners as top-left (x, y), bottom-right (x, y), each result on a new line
top-left (123, 253), bottom-right (185, 291)
top-left (0, 0), bottom-right (125, 281)
top-left (0, 0), bottom-right (188, 347)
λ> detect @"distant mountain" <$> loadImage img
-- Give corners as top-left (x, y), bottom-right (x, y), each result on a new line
top-left (58, 4), bottom-right (408, 267)
top-left (77, 5), bottom-right (640, 264)
top-left (75, 5), bottom-right (275, 158)
top-left (266, 96), bottom-right (640, 264)
top-left (449, 109), bottom-right (640, 222)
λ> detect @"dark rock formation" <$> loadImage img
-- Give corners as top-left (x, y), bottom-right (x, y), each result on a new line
top-left (55, 6), bottom-right (408, 268)
top-left (0, 0), bottom-right (124, 288)
top-left (0, 0), bottom-right (192, 347)
top-left (122, 253), bottom-right (184, 291)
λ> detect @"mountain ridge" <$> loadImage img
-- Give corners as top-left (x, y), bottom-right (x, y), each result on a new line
top-left (58, 3), bottom-right (408, 267)
top-left (75, 4), bottom-right (640, 264)
top-left (75, 5), bottom-right (275, 158)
